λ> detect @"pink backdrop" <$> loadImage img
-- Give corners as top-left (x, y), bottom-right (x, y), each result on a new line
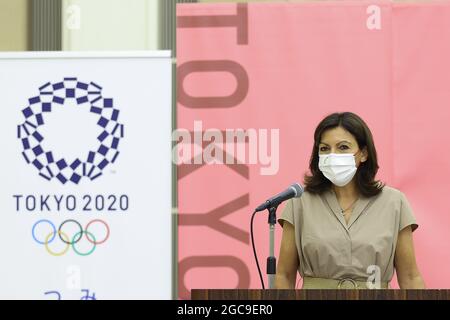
top-left (176, 0), bottom-right (450, 299)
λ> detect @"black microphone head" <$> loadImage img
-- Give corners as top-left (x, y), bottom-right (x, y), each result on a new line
top-left (290, 183), bottom-right (304, 198)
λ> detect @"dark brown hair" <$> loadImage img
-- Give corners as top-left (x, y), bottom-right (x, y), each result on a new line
top-left (304, 112), bottom-right (384, 197)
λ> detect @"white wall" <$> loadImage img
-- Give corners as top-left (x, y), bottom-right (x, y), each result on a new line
top-left (62, 0), bottom-right (159, 51)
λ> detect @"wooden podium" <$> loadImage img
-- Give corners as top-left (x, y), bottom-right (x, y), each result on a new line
top-left (192, 289), bottom-right (450, 300)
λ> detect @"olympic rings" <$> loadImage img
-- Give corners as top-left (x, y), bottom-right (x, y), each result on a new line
top-left (72, 231), bottom-right (96, 256)
top-left (58, 219), bottom-right (83, 245)
top-left (32, 219), bottom-right (110, 256)
top-left (32, 219), bottom-right (56, 245)
top-left (45, 231), bottom-right (70, 257)
top-left (85, 219), bottom-right (110, 245)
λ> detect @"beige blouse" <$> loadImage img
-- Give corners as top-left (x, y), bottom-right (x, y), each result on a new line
top-left (278, 186), bottom-right (418, 282)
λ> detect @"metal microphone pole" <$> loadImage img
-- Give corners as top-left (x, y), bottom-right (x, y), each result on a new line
top-left (267, 206), bottom-right (277, 289)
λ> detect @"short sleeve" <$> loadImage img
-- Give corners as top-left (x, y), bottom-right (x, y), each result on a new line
top-left (277, 198), bottom-right (294, 227)
top-left (399, 192), bottom-right (418, 232)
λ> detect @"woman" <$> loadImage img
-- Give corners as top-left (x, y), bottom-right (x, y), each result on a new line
top-left (275, 112), bottom-right (425, 289)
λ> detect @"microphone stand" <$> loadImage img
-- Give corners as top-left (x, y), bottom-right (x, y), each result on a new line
top-left (267, 205), bottom-right (278, 289)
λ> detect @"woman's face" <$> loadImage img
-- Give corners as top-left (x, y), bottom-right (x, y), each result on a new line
top-left (318, 126), bottom-right (368, 166)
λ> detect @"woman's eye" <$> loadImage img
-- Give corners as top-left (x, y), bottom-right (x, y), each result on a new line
top-left (339, 145), bottom-right (349, 150)
top-left (319, 147), bottom-right (328, 152)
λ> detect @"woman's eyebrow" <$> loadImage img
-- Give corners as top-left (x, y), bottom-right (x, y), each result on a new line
top-left (319, 141), bottom-right (352, 146)
top-left (337, 140), bottom-right (352, 145)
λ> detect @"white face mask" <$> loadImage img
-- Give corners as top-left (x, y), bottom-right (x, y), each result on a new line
top-left (318, 153), bottom-right (358, 187)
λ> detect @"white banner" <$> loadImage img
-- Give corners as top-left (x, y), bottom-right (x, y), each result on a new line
top-left (0, 52), bottom-right (173, 300)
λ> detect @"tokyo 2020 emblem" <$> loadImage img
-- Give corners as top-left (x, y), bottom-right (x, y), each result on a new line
top-left (17, 78), bottom-right (124, 184)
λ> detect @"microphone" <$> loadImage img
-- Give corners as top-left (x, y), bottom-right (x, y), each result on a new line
top-left (254, 183), bottom-right (304, 212)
